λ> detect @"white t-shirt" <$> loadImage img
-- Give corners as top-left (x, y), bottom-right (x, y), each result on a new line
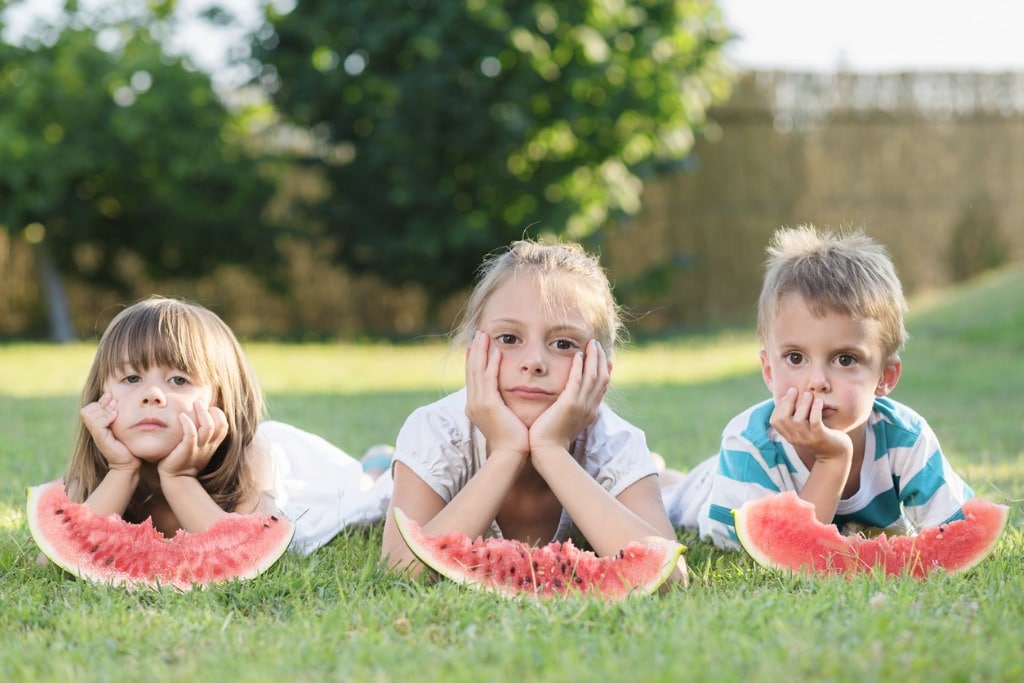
top-left (394, 388), bottom-right (659, 542)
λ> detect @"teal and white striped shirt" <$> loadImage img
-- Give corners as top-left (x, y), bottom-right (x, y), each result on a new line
top-left (697, 397), bottom-right (974, 549)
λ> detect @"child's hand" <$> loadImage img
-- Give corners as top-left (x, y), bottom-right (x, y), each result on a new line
top-left (464, 331), bottom-right (530, 459)
top-left (770, 387), bottom-right (853, 463)
top-left (529, 339), bottom-right (609, 457)
top-left (80, 393), bottom-right (140, 471)
top-left (157, 401), bottom-right (229, 479)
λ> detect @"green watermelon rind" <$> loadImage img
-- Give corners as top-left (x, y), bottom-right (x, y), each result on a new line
top-left (393, 507), bottom-right (686, 600)
top-left (27, 479), bottom-right (295, 591)
top-left (732, 491), bottom-right (1009, 578)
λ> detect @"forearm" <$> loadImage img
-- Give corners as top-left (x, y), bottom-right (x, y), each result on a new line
top-left (382, 454), bottom-right (525, 571)
top-left (158, 474), bottom-right (229, 533)
top-left (800, 458), bottom-right (851, 524)
top-left (533, 447), bottom-right (671, 556)
top-left (422, 450), bottom-right (525, 538)
top-left (83, 467), bottom-right (140, 517)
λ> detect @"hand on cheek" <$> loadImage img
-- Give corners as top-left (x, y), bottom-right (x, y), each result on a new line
top-left (464, 332), bottom-right (529, 458)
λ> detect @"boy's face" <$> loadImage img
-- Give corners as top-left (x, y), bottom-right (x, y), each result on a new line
top-left (759, 294), bottom-right (900, 435)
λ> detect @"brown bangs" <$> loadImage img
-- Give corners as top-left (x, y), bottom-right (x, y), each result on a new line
top-left (95, 301), bottom-right (220, 385)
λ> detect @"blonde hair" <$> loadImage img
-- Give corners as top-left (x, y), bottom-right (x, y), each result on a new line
top-left (65, 297), bottom-right (265, 518)
top-left (757, 225), bottom-right (908, 359)
top-left (451, 239), bottom-right (625, 354)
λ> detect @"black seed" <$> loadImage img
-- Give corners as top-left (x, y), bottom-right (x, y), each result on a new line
top-left (105, 556), bottom-right (115, 565)
top-left (55, 509), bottom-right (64, 515)
top-left (90, 545), bottom-right (99, 553)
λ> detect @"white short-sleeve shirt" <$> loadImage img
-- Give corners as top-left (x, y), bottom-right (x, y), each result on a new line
top-left (394, 388), bottom-right (659, 542)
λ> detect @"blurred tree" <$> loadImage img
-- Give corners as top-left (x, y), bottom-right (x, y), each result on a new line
top-left (252, 0), bottom-right (732, 312)
top-left (0, 0), bottom-right (275, 340)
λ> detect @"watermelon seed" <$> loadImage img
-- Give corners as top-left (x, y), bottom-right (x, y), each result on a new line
top-left (55, 509), bottom-right (64, 515)
top-left (271, 515), bottom-right (279, 521)
top-left (105, 556), bottom-right (115, 565)
top-left (90, 545), bottom-right (99, 553)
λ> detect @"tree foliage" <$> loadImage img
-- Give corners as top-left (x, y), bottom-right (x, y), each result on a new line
top-left (254, 0), bottom-right (732, 298)
top-left (0, 1), bottom-right (275, 297)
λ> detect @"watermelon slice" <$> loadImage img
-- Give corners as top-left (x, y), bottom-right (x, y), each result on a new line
top-left (393, 507), bottom-right (687, 599)
top-left (733, 491), bottom-right (1009, 578)
top-left (28, 480), bottom-right (295, 590)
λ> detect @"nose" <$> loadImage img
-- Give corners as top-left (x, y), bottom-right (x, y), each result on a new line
top-left (519, 343), bottom-right (547, 376)
top-left (807, 362), bottom-right (830, 393)
top-left (141, 383), bottom-right (166, 406)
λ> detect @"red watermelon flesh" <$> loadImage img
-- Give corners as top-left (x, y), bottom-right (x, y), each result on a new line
top-left (392, 507), bottom-right (687, 599)
top-left (28, 480), bottom-right (295, 590)
top-left (733, 491), bottom-right (1008, 578)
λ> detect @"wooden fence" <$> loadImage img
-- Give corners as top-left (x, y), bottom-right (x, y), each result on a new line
top-left (3, 70), bottom-right (1023, 338)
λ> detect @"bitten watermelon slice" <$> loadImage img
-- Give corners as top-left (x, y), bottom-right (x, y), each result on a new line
top-left (28, 480), bottom-right (295, 590)
top-left (733, 491), bottom-right (1008, 578)
top-left (393, 507), bottom-right (687, 599)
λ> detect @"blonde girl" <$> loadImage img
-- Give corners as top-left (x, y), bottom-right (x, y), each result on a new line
top-left (381, 240), bottom-right (681, 582)
top-left (64, 296), bottom-right (388, 554)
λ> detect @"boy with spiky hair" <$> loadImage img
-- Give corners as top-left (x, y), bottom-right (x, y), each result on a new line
top-left (664, 225), bottom-right (974, 549)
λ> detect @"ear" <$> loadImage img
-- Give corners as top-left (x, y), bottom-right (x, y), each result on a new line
top-left (759, 349), bottom-right (773, 390)
top-left (875, 355), bottom-right (902, 396)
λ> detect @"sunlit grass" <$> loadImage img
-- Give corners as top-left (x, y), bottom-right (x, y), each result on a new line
top-left (1, 263), bottom-right (1023, 683)
top-left (0, 333), bottom-right (761, 397)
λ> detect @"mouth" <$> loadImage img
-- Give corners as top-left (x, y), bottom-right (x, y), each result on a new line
top-left (505, 386), bottom-right (554, 400)
top-left (132, 418), bottom-right (168, 430)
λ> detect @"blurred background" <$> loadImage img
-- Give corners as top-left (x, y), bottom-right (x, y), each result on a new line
top-left (1, 0), bottom-right (1021, 341)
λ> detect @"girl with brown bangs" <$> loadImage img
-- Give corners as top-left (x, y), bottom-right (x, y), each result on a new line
top-left (60, 296), bottom-right (389, 555)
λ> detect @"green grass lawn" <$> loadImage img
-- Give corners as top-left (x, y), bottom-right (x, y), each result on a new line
top-left (1, 265), bottom-right (1022, 682)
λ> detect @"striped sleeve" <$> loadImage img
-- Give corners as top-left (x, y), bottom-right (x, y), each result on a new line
top-left (874, 398), bottom-right (974, 530)
top-left (699, 401), bottom-right (797, 549)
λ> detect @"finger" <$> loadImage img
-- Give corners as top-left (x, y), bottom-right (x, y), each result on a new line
top-left (584, 340), bottom-right (610, 395)
top-left (465, 331), bottom-right (488, 374)
top-left (559, 350), bottom-right (586, 401)
top-left (209, 406), bottom-right (229, 443)
top-left (178, 410), bottom-right (199, 445)
top-left (791, 390), bottom-right (814, 421)
top-left (807, 395), bottom-right (825, 427)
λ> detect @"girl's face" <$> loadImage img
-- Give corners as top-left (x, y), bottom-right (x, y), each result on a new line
top-left (104, 364), bottom-right (217, 462)
top-left (759, 294), bottom-right (900, 435)
top-left (478, 275), bottom-right (595, 427)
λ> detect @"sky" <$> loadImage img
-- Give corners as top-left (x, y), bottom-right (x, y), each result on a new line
top-left (717, 0), bottom-right (1024, 73)
top-left (5, 0), bottom-right (1024, 78)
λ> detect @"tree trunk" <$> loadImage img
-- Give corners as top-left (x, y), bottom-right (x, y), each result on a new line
top-left (33, 242), bottom-right (76, 343)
